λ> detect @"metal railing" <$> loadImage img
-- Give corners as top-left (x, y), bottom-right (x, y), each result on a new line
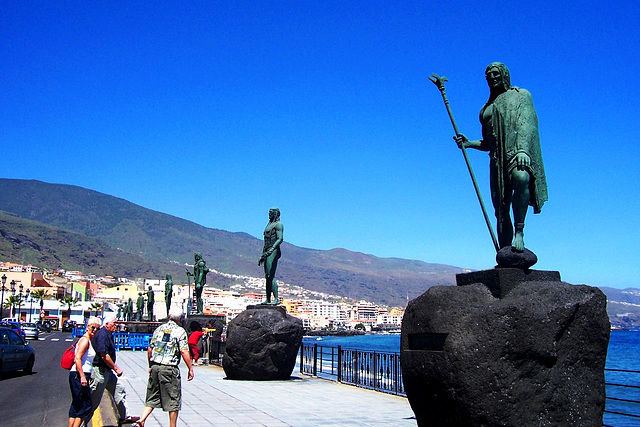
top-left (604, 368), bottom-right (640, 425)
top-left (300, 343), bottom-right (404, 396)
top-left (300, 343), bottom-right (640, 421)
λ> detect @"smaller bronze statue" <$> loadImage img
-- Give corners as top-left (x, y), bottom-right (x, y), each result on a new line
top-left (147, 285), bottom-right (155, 321)
top-left (136, 292), bottom-right (144, 321)
top-left (126, 298), bottom-right (133, 321)
top-left (165, 274), bottom-right (173, 315)
top-left (187, 253), bottom-right (209, 315)
top-left (259, 207), bottom-right (284, 305)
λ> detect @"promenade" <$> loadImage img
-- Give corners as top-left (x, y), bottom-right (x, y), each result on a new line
top-left (113, 350), bottom-right (416, 426)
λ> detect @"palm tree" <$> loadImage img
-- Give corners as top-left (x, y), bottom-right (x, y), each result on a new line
top-left (31, 289), bottom-right (47, 312)
top-left (89, 302), bottom-right (103, 317)
top-left (3, 295), bottom-right (22, 318)
top-left (59, 295), bottom-right (79, 321)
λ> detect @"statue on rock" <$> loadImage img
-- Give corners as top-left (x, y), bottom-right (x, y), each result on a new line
top-left (455, 62), bottom-right (548, 253)
top-left (136, 292), bottom-right (144, 321)
top-left (259, 207), bottom-right (283, 305)
top-left (164, 274), bottom-right (173, 315)
top-left (147, 285), bottom-right (155, 321)
top-left (191, 252), bottom-right (209, 315)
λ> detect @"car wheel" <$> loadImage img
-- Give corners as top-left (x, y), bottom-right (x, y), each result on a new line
top-left (24, 356), bottom-right (34, 374)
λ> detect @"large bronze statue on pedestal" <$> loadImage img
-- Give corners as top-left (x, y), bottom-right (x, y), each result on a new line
top-left (454, 62), bottom-right (548, 252)
top-left (146, 285), bottom-right (154, 321)
top-left (259, 207), bottom-right (283, 305)
top-left (187, 253), bottom-right (209, 315)
top-left (164, 274), bottom-right (173, 315)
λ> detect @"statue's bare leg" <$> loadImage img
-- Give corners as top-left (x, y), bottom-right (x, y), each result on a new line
top-left (510, 169), bottom-right (530, 252)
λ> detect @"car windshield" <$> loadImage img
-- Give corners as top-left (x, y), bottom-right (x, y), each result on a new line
top-left (23, 323), bottom-right (36, 328)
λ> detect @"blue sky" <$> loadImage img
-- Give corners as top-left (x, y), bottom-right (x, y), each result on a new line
top-left (2, 1), bottom-right (639, 289)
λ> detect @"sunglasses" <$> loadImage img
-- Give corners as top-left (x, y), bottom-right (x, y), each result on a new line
top-left (88, 326), bottom-right (99, 331)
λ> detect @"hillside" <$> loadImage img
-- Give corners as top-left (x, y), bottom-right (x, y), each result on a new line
top-left (0, 179), bottom-right (462, 306)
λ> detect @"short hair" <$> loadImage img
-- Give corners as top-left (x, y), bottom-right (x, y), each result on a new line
top-left (87, 317), bottom-right (102, 327)
top-left (103, 315), bottom-right (117, 325)
top-left (168, 307), bottom-right (184, 322)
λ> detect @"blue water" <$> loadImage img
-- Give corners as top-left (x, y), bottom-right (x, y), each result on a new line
top-left (304, 331), bottom-right (640, 426)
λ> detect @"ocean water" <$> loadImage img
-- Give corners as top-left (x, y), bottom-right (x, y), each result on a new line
top-left (303, 330), bottom-right (640, 425)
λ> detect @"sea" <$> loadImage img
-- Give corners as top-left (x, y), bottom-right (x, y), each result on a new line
top-left (303, 330), bottom-right (640, 426)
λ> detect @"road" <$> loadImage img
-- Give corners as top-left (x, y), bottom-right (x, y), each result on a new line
top-left (0, 330), bottom-right (76, 426)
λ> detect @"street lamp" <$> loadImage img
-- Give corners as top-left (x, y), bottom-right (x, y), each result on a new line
top-left (26, 289), bottom-right (32, 322)
top-left (10, 280), bottom-right (16, 318)
top-left (1, 274), bottom-right (6, 319)
top-left (18, 283), bottom-right (24, 322)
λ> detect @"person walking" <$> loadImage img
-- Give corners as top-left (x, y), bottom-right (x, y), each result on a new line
top-left (188, 322), bottom-right (205, 365)
top-left (136, 307), bottom-right (194, 427)
top-left (68, 317), bottom-right (101, 427)
top-left (89, 315), bottom-right (139, 425)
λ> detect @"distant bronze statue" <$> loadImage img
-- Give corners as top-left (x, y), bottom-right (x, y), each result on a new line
top-left (191, 252), bottom-right (209, 315)
top-left (455, 63), bottom-right (548, 252)
top-left (136, 292), bottom-right (144, 321)
top-left (147, 285), bottom-right (155, 321)
top-left (259, 207), bottom-right (284, 304)
top-left (165, 274), bottom-right (173, 315)
top-left (126, 298), bottom-right (133, 321)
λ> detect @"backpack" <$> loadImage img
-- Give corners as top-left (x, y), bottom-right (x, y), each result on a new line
top-left (60, 341), bottom-right (77, 369)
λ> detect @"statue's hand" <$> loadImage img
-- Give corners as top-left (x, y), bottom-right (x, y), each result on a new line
top-left (258, 257), bottom-right (263, 266)
top-left (515, 152), bottom-right (531, 170)
top-left (454, 134), bottom-right (469, 149)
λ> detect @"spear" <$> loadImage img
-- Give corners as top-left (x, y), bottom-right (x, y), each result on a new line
top-left (429, 73), bottom-right (500, 253)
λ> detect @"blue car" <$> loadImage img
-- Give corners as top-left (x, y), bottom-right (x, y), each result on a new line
top-left (0, 327), bottom-right (35, 374)
top-left (0, 321), bottom-right (25, 338)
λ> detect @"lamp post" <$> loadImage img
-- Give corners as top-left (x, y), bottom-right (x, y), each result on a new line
top-left (18, 283), bottom-right (24, 322)
top-left (1, 274), bottom-right (6, 319)
top-left (10, 280), bottom-right (16, 318)
top-left (26, 289), bottom-right (32, 322)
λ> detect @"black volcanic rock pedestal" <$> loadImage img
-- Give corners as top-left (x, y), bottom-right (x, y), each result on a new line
top-left (400, 268), bottom-right (610, 426)
top-left (222, 305), bottom-right (303, 380)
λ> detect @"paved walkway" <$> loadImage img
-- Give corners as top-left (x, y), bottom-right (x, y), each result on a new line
top-left (114, 350), bottom-right (416, 426)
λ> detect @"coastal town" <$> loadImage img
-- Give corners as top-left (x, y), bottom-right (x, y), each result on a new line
top-left (0, 261), bottom-right (404, 332)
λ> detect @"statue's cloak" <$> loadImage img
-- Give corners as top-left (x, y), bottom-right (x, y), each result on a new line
top-left (486, 87), bottom-right (548, 214)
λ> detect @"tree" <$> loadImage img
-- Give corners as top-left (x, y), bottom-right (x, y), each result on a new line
top-left (354, 323), bottom-right (366, 331)
top-left (3, 295), bottom-right (22, 318)
top-left (89, 302), bottom-right (103, 317)
top-left (59, 295), bottom-right (79, 320)
top-left (31, 289), bottom-right (47, 312)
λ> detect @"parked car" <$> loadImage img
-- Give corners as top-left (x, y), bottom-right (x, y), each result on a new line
top-left (35, 320), bottom-right (52, 332)
top-left (0, 321), bottom-right (25, 338)
top-left (21, 323), bottom-right (39, 340)
top-left (62, 320), bottom-right (76, 332)
top-left (0, 327), bottom-right (35, 374)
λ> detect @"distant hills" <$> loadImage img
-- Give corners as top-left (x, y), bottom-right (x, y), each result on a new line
top-left (1, 178), bottom-right (639, 327)
top-left (0, 178), bottom-right (463, 307)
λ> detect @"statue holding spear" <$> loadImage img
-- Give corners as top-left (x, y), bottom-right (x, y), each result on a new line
top-left (430, 62), bottom-right (547, 257)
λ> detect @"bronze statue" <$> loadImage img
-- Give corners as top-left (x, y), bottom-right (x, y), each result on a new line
top-left (126, 298), bottom-right (133, 321)
top-left (136, 292), bottom-right (144, 321)
top-left (191, 252), bottom-right (209, 315)
top-left (164, 274), bottom-right (173, 315)
top-left (147, 285), bottom-right (155, 321)
top-left (259, 207), bottom-right (284, 304)
top-left (455, 63), bottom-right (548, 251)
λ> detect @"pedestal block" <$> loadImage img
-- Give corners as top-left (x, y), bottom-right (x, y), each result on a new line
top-left (223, 305), bottom-right (303, 380)
top-left (400, 269), bottom-right (610, 426)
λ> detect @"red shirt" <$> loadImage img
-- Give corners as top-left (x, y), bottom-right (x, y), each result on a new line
top-left (188, 330), bottom-right (205, 345)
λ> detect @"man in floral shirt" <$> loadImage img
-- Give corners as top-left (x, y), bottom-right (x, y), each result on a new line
top-left (136, 307), bottom-right (194, 427)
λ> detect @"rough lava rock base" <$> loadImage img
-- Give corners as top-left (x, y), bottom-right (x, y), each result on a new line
top-left (223, 305), bottom-right (303, 380)
top-left (400, 270), bottom-right (610, 426)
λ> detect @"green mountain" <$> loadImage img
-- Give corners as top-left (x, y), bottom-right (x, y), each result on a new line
top-left (0, 179), bottom-right (462, 306)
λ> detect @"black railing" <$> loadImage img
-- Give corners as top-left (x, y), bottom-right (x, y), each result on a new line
top-left (300, 343), bottom-right (640, 422)
top-left (604, 368), bottom-right (640, 426)
top-left (300, 343), bottom-right (404, 396)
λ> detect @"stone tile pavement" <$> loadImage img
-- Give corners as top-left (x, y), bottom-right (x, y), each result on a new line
top-left (114, 350), bottom-right (416, 426)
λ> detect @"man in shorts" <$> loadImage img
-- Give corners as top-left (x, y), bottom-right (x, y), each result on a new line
top-left (136, 307), bottom-right (194, 427)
